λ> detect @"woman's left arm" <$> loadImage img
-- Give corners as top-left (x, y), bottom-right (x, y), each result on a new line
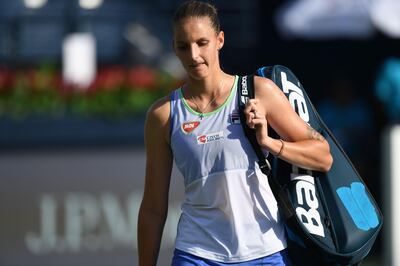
top-left (244, 76), bottom-right (333, 172)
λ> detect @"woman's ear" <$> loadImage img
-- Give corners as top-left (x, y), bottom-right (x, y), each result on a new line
top-left (217, 31), bottom-right (224, 50)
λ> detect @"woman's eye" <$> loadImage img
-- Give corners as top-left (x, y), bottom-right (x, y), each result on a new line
top-left (198, 41), bottom-right (209, 47)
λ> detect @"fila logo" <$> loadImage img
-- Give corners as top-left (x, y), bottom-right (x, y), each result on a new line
top-left (281, 72), bottom-right (310, 124)
top-left (292, 174), bottom-right (325, 237)
top-left (182, 121), bottom-right (200, 134)
top-left (197, 131), bottom-right (224, 145)
top-left (229, 111), bottom-right (241, 124)
top-left (241, 76), bottom-right (248, 96)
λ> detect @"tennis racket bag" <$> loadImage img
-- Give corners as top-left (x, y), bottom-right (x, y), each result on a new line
top-left (237, 65), bottom-right (383, 265)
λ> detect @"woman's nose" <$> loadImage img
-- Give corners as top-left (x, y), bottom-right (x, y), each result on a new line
top-left (189, 44), bottom-right (200, 59)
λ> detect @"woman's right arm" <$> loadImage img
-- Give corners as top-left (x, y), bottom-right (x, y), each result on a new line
top-left (138, 96), bottom-right (173, 266)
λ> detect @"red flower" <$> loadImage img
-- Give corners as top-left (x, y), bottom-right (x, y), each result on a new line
top-left (127, 66), bottom-right (157, 90)
top-left (0, 68), bottom-right (14, 92)
top-left (89, 65), bottom-right (127, 92)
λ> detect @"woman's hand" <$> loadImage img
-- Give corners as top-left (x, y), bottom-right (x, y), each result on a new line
top-left (243, 99), bottom-right (270, 149)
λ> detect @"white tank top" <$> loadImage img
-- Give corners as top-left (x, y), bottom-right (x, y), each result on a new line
top-left (170, 76), bottom-right (287, 263)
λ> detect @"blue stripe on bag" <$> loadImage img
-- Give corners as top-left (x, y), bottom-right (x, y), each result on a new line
top-left (336, 182), bottom-right (379, 231)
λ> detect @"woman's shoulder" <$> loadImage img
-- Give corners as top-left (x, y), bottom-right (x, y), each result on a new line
top-left (145, 94), bottom-right (171, 129)
top-left (253, 75), bottom-right (275, 88)
top-left (253, 75), bottom-right (281, 98)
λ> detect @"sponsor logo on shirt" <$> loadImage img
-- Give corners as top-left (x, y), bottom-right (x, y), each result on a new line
top-left (229, 110), bottom-right (241, 125)
top-left (181, 121), bottom-right (200, 134)
top-left (197, 131), bottom-right (224, 145)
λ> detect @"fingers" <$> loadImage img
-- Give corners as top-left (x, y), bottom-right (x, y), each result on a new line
top-left (247, 110), bottom-right (255, 124)
top-left (243, 99), bottom-right (259, 114)
top-left (244, 99), bottom-right (258, 123)
top-left (249, 118), bottom-right (266, 129)
top-left (243, 99), bottom-right (264, 128)
top-left (247, 111), bottom-right (260, 127)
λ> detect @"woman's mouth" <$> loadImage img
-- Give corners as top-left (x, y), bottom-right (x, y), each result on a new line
top-left (189, 62), bottom-right (205, 68)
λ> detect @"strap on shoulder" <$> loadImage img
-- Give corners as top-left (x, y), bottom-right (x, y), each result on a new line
top-left (237, 75), bottom-right (271, 175)
top-left (237, 75), bottom-right (295, 219)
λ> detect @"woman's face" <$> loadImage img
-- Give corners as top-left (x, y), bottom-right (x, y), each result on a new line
top-left (173, 16), bottom-right (224, 80)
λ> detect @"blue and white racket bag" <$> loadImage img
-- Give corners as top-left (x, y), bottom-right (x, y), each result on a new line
top-left (238, 65), bottom-right (383, 265)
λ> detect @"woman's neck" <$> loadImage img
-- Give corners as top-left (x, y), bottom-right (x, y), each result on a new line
top-left (186, 71), bottom-right (229, 99)
top-left (183, 71), bottom-right (235, 117)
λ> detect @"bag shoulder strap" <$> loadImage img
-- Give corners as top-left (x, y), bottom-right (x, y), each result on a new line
top-left (237, 75), bottom-right (271, 176)
top-left (237, 75), bottom-right (295, 219)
